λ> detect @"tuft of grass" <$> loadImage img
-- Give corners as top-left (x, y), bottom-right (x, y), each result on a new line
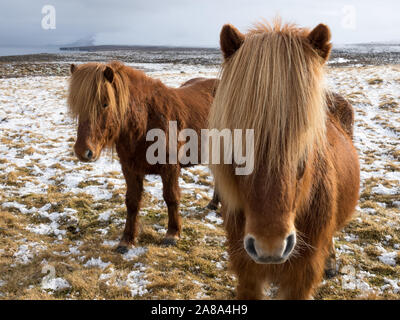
top-left (368, 78), bottom-right (384, 85)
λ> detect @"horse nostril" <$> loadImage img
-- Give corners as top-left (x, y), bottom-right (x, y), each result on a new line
top-left (244, 236), bottom-right (258, 258)
top-left (282, 233), bottom-right (296, 258)
top-left (85, 149), bottom-right (93, 160)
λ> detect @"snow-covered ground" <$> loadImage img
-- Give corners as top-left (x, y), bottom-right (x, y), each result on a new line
top-left (0, 62), bottom-right (399, 299)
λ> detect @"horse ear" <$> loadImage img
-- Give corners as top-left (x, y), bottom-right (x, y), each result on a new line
top-left (307, 24), bottom-right (332, 61)
top-left (220, 24), bottom-right (245, 60)
top-left (70, 64), bottom-right (77, 74)
top-left (104, 66), bottom-right (114, 83)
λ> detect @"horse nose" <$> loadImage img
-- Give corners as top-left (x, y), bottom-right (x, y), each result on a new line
top-left (282, 233), bottom-right (296, 258)
top-left (244, 232), bottom-right (296, 264)
top-left (85, 149), bottom-right (93, 160)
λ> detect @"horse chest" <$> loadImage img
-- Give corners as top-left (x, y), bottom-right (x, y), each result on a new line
top-left (116, 140), bottom-right (163, 175)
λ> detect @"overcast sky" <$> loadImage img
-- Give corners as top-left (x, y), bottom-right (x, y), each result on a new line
top-left (1, 0), bottom-right (399, 48)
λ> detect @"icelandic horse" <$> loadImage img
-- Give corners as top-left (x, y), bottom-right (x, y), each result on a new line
top-left (67, 61), bottom-right (219, 252)
top-left (208, 21), bottom-right (360, 299)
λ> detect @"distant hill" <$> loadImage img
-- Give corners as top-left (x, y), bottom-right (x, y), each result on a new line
top-left (60, 45), bottom-right (217, 52)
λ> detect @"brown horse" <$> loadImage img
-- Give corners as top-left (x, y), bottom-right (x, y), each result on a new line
top-left (209, 21), bottom-right (360, 299)
top-left (67, 61), bottom-right (219, 253)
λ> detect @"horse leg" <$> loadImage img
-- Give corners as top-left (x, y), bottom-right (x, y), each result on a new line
top-left (161, 166), bottom-right (181, 246)
top-left (324, 238), bottom-right (337, 279)
top-left (116, 172), bottom-right (144, 254)
top-left (206, 189), bottom-right (220, 210)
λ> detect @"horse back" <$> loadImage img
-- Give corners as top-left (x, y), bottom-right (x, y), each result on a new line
top-left (174, 77), bottom-right (219, 130)
top-left (179, 77), bottom-right (219, 97)
top-left (327, 92), bottom-right (354, 139)
top-left (180, 77), bottom-right (205, 87)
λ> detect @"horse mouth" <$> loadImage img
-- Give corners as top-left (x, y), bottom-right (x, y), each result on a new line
top-left (75, 153), bottom-right (99, 163)
top-left (251, 255), bottom-right (288, 265)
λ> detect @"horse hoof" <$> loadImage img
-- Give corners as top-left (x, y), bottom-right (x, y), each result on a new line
top-left (206, 202), bottom-right (218, 210)
top-left (162, 237), bottom-right (177, 246)
top-left (115, 245), bottom-right (129, 254)
top-left (324, 268), bottom-right (337, 279)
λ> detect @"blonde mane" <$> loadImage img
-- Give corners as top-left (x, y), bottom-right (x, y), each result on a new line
top-left (67, 61), bottom-right (131, 127)
top-left (209, 21), bottom-right (328, 188)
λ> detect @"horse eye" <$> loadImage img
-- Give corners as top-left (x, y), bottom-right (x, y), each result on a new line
top-left (297, 158), bottom-right (306, 180)
top-left (103, 103), bottom-right (108, 108)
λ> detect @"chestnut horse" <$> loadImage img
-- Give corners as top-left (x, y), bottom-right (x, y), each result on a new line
top-left (67, 61), bottom-right (219, 253)
top-left (209, 21), bottom-right (360, 299)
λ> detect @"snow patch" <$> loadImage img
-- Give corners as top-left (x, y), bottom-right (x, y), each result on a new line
top-left (84, 257), bottom-right (111, 270)
top-left (41, 278), bottom-right (71, 292)
top-left (205, 211), bottom-right (223, 225)
top-left (378, 251), bottom-right (398, 266)
top-left (123, 247), bottom-right (147, 261)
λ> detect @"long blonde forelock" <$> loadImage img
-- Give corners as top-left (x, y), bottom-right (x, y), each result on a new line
top-left (209, 22), bottom-right (327, 187)
top-left (67, 61), bottom-right (130, 128)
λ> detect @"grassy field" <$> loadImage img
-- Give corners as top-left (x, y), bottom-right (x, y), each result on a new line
top-left (0, 64), bottom-right (399, 299)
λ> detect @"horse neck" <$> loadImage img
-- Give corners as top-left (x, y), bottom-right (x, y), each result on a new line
top-left (119, 69), bottom-right (181, 143)
top-left (130, 71), bottom-right (184, 129)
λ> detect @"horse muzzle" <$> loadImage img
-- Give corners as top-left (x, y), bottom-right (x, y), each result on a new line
top-left (243, 232), bottom-right (296, 264)
top-left (74, 145), bottom-right (99, 162)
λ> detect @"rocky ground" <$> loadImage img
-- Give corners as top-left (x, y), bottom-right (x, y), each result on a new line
top-left (1, 45), bottom-right (400, 78)
top-left (0, 54), bottom-right (399, 299)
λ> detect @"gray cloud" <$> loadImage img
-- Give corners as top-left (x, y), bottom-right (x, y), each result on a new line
top-left (0, 0), bottom-right (399, 48)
